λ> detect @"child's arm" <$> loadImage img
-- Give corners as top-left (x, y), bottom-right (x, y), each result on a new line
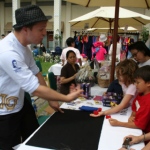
top-left (109, 118), bottom-right (138, 129)
top-left (128, 111), bottom-right (136, 122)
top-left (90, 94), bottom-right (133, 117)
top-left (142, 142), bottom-right (150, 150)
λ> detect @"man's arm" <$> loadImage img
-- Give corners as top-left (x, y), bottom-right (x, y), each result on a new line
top-left (32, 84), bottom-right (82, 103)
top-left (36, 72), bottom-right (47, 86)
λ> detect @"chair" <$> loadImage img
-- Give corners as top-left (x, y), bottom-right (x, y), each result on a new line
top-left (47, 72), bottom-right (57, 91)
top-left (55, 46), bottom-right (62, 56)
top-left (25, 92), bottom-right (49, 126)
top-left (35, 60), bottom-right (47, 77)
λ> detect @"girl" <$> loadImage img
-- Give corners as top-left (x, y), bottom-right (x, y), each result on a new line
top-left (60, 50), bottom-right (80, 95)
top-left (90, 59), bottom-right (138, 117)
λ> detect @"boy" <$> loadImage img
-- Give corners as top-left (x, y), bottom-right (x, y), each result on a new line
top-left (109, 65), bottom-right (150, 135)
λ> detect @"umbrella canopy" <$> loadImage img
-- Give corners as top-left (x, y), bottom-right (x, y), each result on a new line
top-left (65, 0), bottom-right (150, 9)
top-left (70, 7), bottom-right (150, 31)
top-left (87, 26), bottom-right (139, 32)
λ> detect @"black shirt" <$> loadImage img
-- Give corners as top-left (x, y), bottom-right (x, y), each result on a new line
top-left (60, 62), bottom-right (80, 95)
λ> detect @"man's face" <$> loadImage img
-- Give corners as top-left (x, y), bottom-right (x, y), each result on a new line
top-left (26, 21), bottom-right (47, 45)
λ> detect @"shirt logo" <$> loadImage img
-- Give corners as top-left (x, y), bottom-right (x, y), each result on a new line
top-left (12, 60), bottom-right (21, 72)
top-left (135, 100), bottom-right (140, 111)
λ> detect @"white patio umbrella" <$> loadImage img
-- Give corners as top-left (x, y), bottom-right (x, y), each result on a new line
top-left (70, 7), bottom-right (150, 31)
top-left (65, 0), bottom-right (150, 9)
top-left (66, 0), bottom-right (150, 81)
top-left (87, 26), bottom-right (139, 32)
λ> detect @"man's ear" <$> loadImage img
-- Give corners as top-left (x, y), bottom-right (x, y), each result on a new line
top-left (22, 26), bottom-right (30, 33)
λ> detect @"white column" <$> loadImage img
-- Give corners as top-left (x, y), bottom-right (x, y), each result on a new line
top-left (64, 2), bottom-right (71, 47)
top-left (0, 1), bottom-right (5, 35)
top-left (31, 0), bottom-right (36, 5)
top-left (12, 0), bottom-right (20, 26)
top-left (62, 2), bottom-right (71, 47)
top-left (54, 0), bottom-right (61, 47)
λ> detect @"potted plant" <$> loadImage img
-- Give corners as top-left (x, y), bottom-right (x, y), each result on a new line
top-left (141, 27), bottom-right (149, 42)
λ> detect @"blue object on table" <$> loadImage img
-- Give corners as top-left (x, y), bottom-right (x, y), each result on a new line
top-left (79, 106), bottom-right (99, 112)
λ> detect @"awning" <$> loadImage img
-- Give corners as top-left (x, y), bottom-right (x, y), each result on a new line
top-left (4, 22), bottom-right (13, 31)
top-left (4, 21), bottom-right (64, 32)
top-left (46, 21), bottom-right (64, 32)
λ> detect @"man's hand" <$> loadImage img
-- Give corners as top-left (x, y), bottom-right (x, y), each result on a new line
top-left (109, 118), bottom-right (119, 126)
top-left (66, 84), bottom-right (83, 101)
top-left (48, 101), bottom-right (64, 113)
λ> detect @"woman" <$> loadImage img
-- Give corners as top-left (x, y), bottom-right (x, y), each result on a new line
top-left (128, 41), bottom-right (150, 67)
top-left (60, 50), bottom-right (80, 95)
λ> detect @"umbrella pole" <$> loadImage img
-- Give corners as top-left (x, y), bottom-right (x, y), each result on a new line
top-left (110, 0), bottom-right (120, 83)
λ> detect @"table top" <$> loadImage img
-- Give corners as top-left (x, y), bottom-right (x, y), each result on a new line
top-left (16, 96), bottom-right (145, 150)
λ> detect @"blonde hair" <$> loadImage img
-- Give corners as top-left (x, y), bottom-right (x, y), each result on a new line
top-left (116, 59), bottom-right (138, 86)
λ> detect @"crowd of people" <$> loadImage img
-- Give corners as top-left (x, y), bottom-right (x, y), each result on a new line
top-left (1, 4), bottom-right (150, 150)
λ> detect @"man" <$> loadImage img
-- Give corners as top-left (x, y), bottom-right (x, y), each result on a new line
top-left (0, 5), bottom-right (82, 150)
top-left (60, 37), bottom-right (82, 66)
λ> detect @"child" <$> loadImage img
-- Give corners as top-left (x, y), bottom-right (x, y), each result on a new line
top-left (109, 65), bottom-right (150, 135)
top-left (90, 59), bottom-right (138, 117)
top-left (60, 50), bottom-right (80, 95)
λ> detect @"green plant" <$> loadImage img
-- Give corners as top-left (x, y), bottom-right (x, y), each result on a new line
top-left (41, 62), bottom-right (54, 73)
top-left (141, 27), bottom-right (149, 42)
top-left (54, 33), bottom-right (62, 40)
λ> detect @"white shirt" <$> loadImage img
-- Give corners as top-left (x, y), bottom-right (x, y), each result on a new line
top-left (0, 32), bottom-right (39, 115)
top-left (60, 47), bottom-right (81, 65)
top-left (109, 43), bottom-right (121, 61)
top-left (138, 59), bottom-right (150, 67)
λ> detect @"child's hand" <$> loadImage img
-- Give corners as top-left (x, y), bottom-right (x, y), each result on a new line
top-left (90, 111), bottom-right (105, 117)
top-left (118, 148), bottom-right (135, 150)
top-left (109, 118), bottom-right (119, 126)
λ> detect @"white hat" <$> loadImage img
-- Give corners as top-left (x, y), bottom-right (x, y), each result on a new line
top-left (100, 34), bottom-right (107, 42)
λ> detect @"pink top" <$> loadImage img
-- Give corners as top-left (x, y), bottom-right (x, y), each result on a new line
top-left (95, 47), bottom-right (107, 61)
top-left (121, 83), bottom-right (137, 104)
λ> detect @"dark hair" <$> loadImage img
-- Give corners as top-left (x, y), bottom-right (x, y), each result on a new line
top-left (1, 34), bottom-right (5, 36)
top-left (66, 50), bottom-right (76, 58)
top-left (128, 41), bottom-right (150, 57)
top-left (66, 37), bottom-right (75, 46)
top-left (134, 65), bottom-right (150, 82)
top-left (116, 59), bottom-right (138, 85)
top-left (33, 46), bottom-right (37, 49)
